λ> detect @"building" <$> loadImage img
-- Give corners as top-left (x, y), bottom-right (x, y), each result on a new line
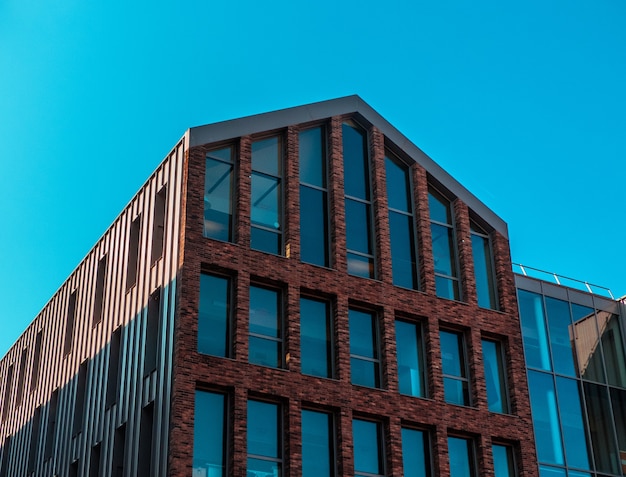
top-left (0, 96), bottom-right (623, 477)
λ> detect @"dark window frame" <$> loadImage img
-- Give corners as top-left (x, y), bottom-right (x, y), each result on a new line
top-left (395, 318), bottom-right (428, 398)
top-left (440, 329), bottom-right (472, 406)
top-left (300, 295), bottom-right (335, 379)
top-left (247, 398), bottom-right (284, 476)
top-left (248, 283), bottom-right (285, 369)
top-left (204, 144), bottom-right (237, 242)
top-left (198, 271), bottom-right (234, 358)
top-left (126, 214), bottom-right (142, 292)
top-left (400, 426), bottom-right (432, 477)
top-left (92, 254), bottom-right (108, 327)
top-left (151, 185), bottom-right (167, 264)
top-left (470, 219), bottom-right (499, 310)
top-left (482, 337), bottom-right (510, 414)
top-left (447, 435), bottom-right (478, 477)
top-left (352, 417), bottom-right (387, 477)
top-left (301, 407), bottom-right (337, 477)
top-left (63, 290), bottom-right (78, 357)
top-left (349, 307), bottom-right (383, 389)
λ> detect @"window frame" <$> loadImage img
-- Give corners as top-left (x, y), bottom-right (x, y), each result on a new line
top-left (440, 329), bottom-right (471, 406)
top-left (247, 398), bottom-right (283, 476)
top-left (301, 407), bottom-right (336, 477)
top-left (193, 389), bottom-right (229, 477)
top-left (198, 271), bottom-right (233, 358)
top-left (248, 284), bottom-right (285, 369)
top-left (482, 338), bottom-right (510, 414)
top-left (492, 442), bottom-right (518, 477)
top-left (352, 417), bottom-right (387, 477)
top-left (447, 435), bottom-right (477, 477)
top-left (470, 219), bottom-right (499, 310)
top-left (300, 295), bottom-right (335, 379)
top-left (204, 144), bottom-right (236, 242)
top-left (400, 426), bottom-right (432, 477)
top-left (395, 318), bottom-right (427, 398)
top-left (349, 308), bottom-right (383, 389)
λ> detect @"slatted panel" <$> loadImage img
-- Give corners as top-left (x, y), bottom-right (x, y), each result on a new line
top-left (0, 137), bottom-right (186, 477)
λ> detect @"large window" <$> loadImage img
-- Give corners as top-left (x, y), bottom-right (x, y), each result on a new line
top-left (492, 444), bottom-right (516, 477)
top-left (353, 419), bottom-right (385, 477)
top-left (440, 330), bottom-right (470, 406)
top-left (428, 187), bottom-right (460, 300)
top-left (251, 136), bottom-right (283, 255)
top-left (401, 428), bottom-right (430, 476)
top-left (470, 221), bottom-right (497, 309)
top-left (300, 297), bottom-right (333, 378)
top-left (204, 146), bottom-right (235, 242)
top-left (249, 285), bottom-right (283, 368)
top-left (349, 309), bottom-right (381, 388)
top-left (302, 409), bottom-right (334, 477)
top-left (448, 436), bottom-right (476, 477)
top-left (385, 153), bottom-right (418, 289)
top-left (299, 127), bottom-right (329, 267)
top-left (248, 400), bottom-right (282, 477)
top-left (194, 390), bottom-right (227, 477)
top-left (395, 320), bottom-right (426, 398)
top-left (343, 121), bottom-right (375, 278)
top-left (482, 339), bottom-right (509, 413)
top-left (198, 273), bottom-right (231, 357)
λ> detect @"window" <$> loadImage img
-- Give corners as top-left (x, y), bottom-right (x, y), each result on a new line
top-left (15, 348), bottom-right (28, 407)
top-left (198, 273), bottom-right (231, 357)
top-left (0, 436), bottom-right (11, 477)
top-left (492, 444), bottom-right (516, 477)
top-left (112, 424), bottom-right (126, 477)
top-left (126, 214), bottom-right (141, 291)
top-left (343, 120), bottom-right (375, 278)
top-left (106, 328), bottom-right (122, 408)
top-left (204, 146), bottom-right (235, 241)
top-left (448, 437), bottom-right (476, 477)
top-left (93, 255), bottom-right (108, 326)
top-left (300, 297), bottom-right (333, 378)
top-left (27, 407), bottom-right (41, 474)
top-left (138, 404), bottom-right (154, 476)
top-left (470, 221), bottom-right (497, 309)
top-left (440, 330), bottom-right (470, 406)
top-left (63, 290), bottom-right (78, 356)
top-left (299, 126), bottom-right (330, 267)
top-left (349, 309), bottom-right (381, 388)
top-left (89, 443), bottom-right (101, 477)
top-left (194, 391), bottom-right (227, 477)
top-left (428, 187), bottom-right (460, 300)
top-left (44, 389), bottom-right (59, 460)
top-left (482, 339), bottom-right (509, 413)
top-left (248, 400), bottom-right (282, 477)
top-left (151, 185), bottom-right (167, 263)
top-left (395, 320), bottom-right (426, 397)
top-left (251, 136), bottom-right (283, 255)
top-left (30, 330), bottom-right (43, 392)
top-left (353, 419), bottom-right (385, 477)
top-left (249, 285), bottom-right (283, 368)
top-left (1, 365), bottom-right (13, 422)
top-left (517, 290), bottom-right (551, 371)
top-left (144, 288), bottom-right (161, 377)
top-left (401, 428), bottom-right (430, 476)
top-left (302, 409), bottom-right (334, 477)
top-left (72, 360), bottom-right (89, 436)
top-left (385, 153), bottom-right (418, 289)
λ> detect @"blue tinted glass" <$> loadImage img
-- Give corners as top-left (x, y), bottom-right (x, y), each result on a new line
top-left (247, 458), bottom-right (281, 477)
top-left (440, 331), bottom-right (463, 377)
top-left (249, 336), bottom-right (280, 367)
top-left (518, 290), bottom-right (552, 371)
top-left (342, 122), bottom-right (369, 200)
top-left (389, 211), bottom-right (417, 289)
top-left (435, 275), bottom-right (459, 301)
top-left (302, 410), bottom-right (332, 477)
top-left (251, 227), bottom-right (280, 255)
top-left (555, 377), bottom-right (590, 470)
top-left (247, 400), bottom-right (279, 458)
top-left (204, 154), bottom-right (233, 241)
top-left (347, 253), bottom-right (375, 279)
top-left (300, 186), bottom-right (329, 267)
top-left (194, 391), bottom-right (225, 476)
top-left (350, 358), bottom-right (380, 388)
top-left (448, 437), bottom-right (473, 477)
top-left (443, 377), bottom-right (469, 406)
top-left (252, 137), bottom-right (281, 176)
top-left (471, 233), bottom-right (496, 309)
top-left (545, 297), bottom-right (576, 377)
top-left (251, 174), bottom-right (280, 230)
top-left (198, 274), bottom-right (229, 357)
top-left (482, 340), bottom-right (507, 413)
top-left (250, 287), bottom-right (279, 337)
top-left (350, 310), bottom-right (376, 358)
top-left (345, 199), bottom-right (372, 255)
top-left (430, 224), bottom-right (455, 276)
top-left (492, 445), bottom-right (514, 477)
top-left (527, 370), bottom-right (564, 465)
top-left (299, 127), bottom-right (325, 187)
top-left (300, 298), bottom-right (331, 378)
top-left (571, 304), bottom-right (605, 383)
top-left (428, 189), bottom-right (451, 224)
top-left (385, 156), bottom-right (411, 212)
top-left (401, 428), bottom-right (428, 477)
top-left (602, 313), bottom-right (626, 387)
top-left (396, 321), bottom-right (424, 397)
top-left (353, 420), bottom-right (383, 476)
top-left (610, 387), bottom-right (626, 451)
top-left (583, 382), bottom-right (619, 474)
top-left (539, 466), bottom-right (566, 477)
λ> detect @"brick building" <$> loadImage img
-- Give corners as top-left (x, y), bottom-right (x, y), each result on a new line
top-left (1, 96), bottom-right (621, 476)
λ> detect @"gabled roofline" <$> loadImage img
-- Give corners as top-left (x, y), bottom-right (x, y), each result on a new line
top-left (188, 95), bottom-right (508, 237)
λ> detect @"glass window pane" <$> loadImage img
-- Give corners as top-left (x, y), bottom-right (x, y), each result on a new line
top-left (342, 122), bottom-right (369, 200)
top-left (539, 465), bottom-right (566, 477)
top-left (353, 420), bottom-right (383, 476)
top-left (300, 298), bottom-right (332, 378)
top-left (428, 189), bottom-right (451, 224)
top-left (443, 377), bottom-right (469, 406)
top-left (571, 305), bottom-right (605, 383)
top-left (385, 156), bottom-right (411, 212)
top-left (440, 331), bottom-right (463, 377)
top-left (249, 337), bottom-right (280, 368)
top-left (598, 311), bottom-right (626, 387)
top-left (347, 253), bottom-right (375, 279)
top-left (518, 290), bottom-right (552, 371)
top-left (610, 388), bottom-right (626, 453)
top-left (194, 391), bottom-right (225, 476)
top-left (544, 297), bottom-right (576, 377)
top-left (299, 127), bottom-right (325, 187)
top-left (249, 287), bottom-right (281, 368)
top-left (401, 428), bottom-right (429, 477)
top-left (389, 211), bottom-right (417, 289)
top-left (247, 458), bottom-right (281, 477)
top-left (431, 224), bottom-right (455, 277)
top-left (350, 310), bottom-right (376, 359)
top-left (247, 400), bottom-right (279, 458)
top-left (302, 410), bottom-right (333, 477)
top-left (471, 233), bottom-right (497, 309)
top-left (251, 227), bottom-right (280, 255)
top-left (555, 377), bottom-right (590, 470)
top-left (435, 276), bottom-right (459, 301)
top-left (350, 358), bottom-right (380, 389)
top-left (583, 382), bottom-right (620, 475)
top-left (251, 174), bottom-right (281, 230)
top-left (492, 444), bottom-right (515, 477)
top-left (198, 274), bottom-right (230, 357)
top-left (396, 321), bottom-right (425, 397)
top-left (448, 437), bottom-right (474, 477)
top-left (252, 137), bottom-right (281, 176)
top-left (482, 340), bottom-right (508, 413)
top-left (204, 153), bottom-right (233, 242)
top-left (345, 199), bottom-right (373, 255)
top-left (527, 370), bottom-right (564, 465)
top-left (300, 186), bottom-right (329, 267)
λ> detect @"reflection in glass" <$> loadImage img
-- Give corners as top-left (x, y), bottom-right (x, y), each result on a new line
top-left (518, 290), bottom-right (551, 371)
top-left (470, 222), bottom-right (497, 309)
top-left (429, 187), bottom-right (459, 300)
top-left (492, 444), bottom-right (515, 477)
top-left (302, 410), bottom-right (333, 477)
top-left (350, 310), bottom-right (380, 388)
top-left (539, 466), bottom-right (566, 477)
top-left (448, 437), bottom-right (475, 477)
top-left (401, 428), bottom-right (429, 476)
top-left (599, 312), bottom-right (626, 388)
top-left (353, 419), bottom-right (384, 477)
top-left (249, 286), bottom-right (282, 368)
top-left (342, 122), bottom-right (370, 200)
top-left (583, 382), bottom-right (619, 475)
top-left (396, 321), bottom-right (426, 397)
top-left (204, 147), bottom-right (234, 241)
top-left (198, 274), bottom-right (230, 357)
top-left (194, 391), bottom-right (226, 476)
top-left (610, 388), bottom-right (626, 457)
top-left (482, 339), bottom-right (508, 413)
top-left (300, 298), bottom-right (332, 378)
top-left (440, 330), bottom-right (469, 405)
top-left (248, 400), bottom-right (281, 477)
top-left (544, 297), bottom-right (576, 377)
top-left (572, 304), bottom-right (605, 383)
top-left (527, 370), bottom-right (564, 465)
top-left (555, 377), bottom-right (590, 470)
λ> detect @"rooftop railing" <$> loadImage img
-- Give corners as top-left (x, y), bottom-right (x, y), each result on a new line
top-left (512, 263), bottom-right (615, 300)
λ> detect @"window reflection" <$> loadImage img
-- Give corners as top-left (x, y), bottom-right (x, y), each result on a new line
top-left (302, 410), bottom-right (334, 477)
top-left (396, 321), bottom-right (426, 398)
top-left (349, 310), bottom-right (381, 388)
top-left (204, 147), bottom-right (234, 242)
top-left (300, 297), bottom-right (333, 378)
top-left (198, 274), bottom-right (230, 357)
top-left (429, 187), bottom-right (459, 300)
top-left (492, 444), bottom-right (515, 477)
top-left (401, 428), bottom-right (430, 476)
top-left (249, 286), bottom-right (282, 368)
top-left (482, 339), bottom-right (509, 413)
top-left (194, 391), bottom-right (226, 477)
top-left (470, 221), bottom-right (497, 309)
top-left (247, 400), bottom-right (281, 477)
top-left (440, 330), bottom-right (470, 406)
top-left (448, 437), bottom-right (475, 477)
top-left (353, 419), bottom-right (385, 477)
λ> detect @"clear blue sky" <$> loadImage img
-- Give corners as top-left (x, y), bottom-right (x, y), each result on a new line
top-left (1, 0), bottom-right (625, 358)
